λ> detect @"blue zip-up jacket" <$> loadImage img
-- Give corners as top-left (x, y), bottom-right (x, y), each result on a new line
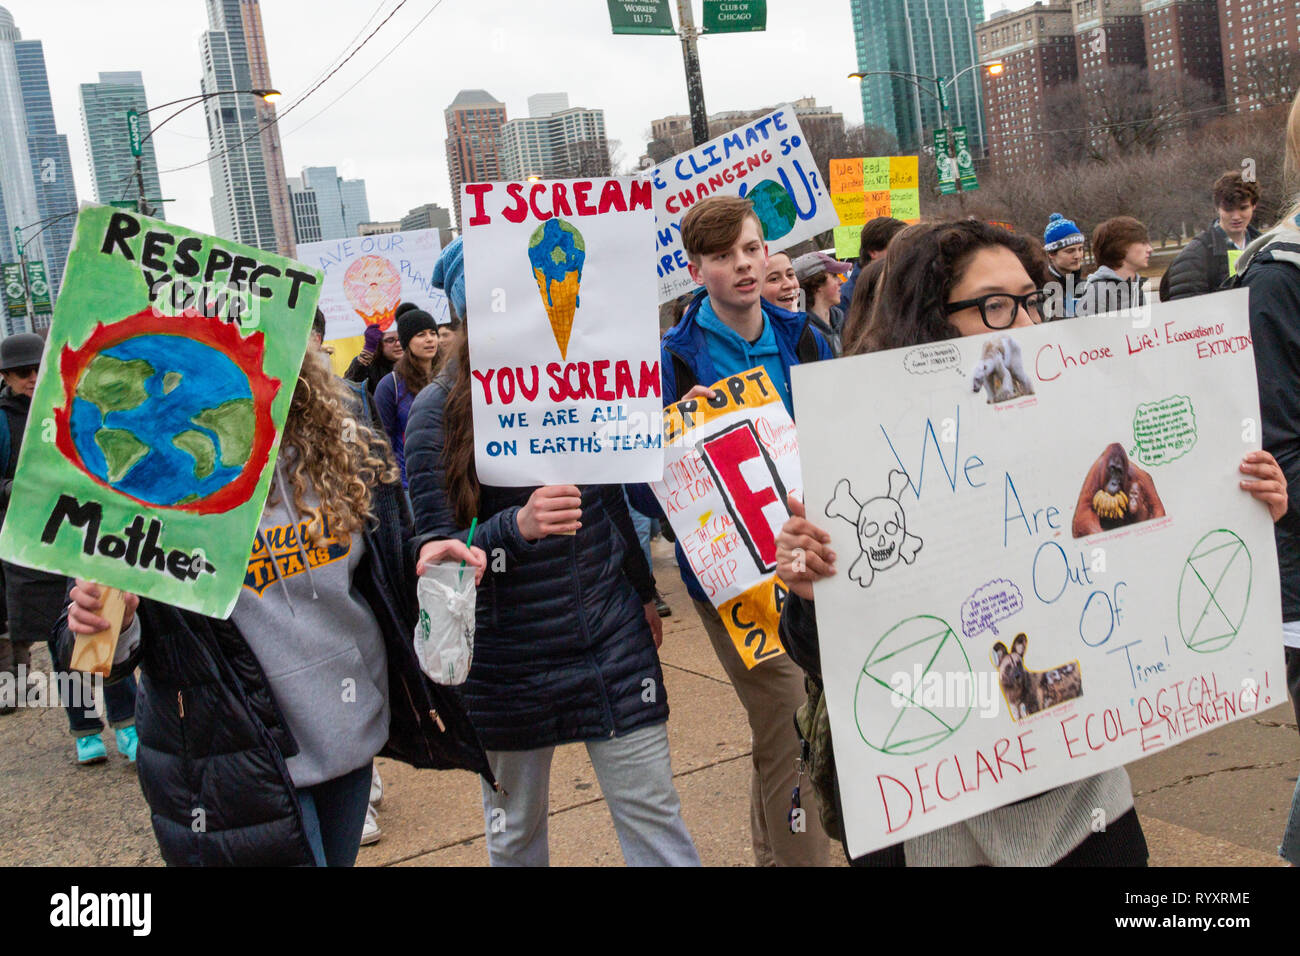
top-left (627, 291), bottom-right (832, 603)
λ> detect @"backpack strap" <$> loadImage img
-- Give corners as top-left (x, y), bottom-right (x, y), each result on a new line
top-left (669, 351), bottom-right (697, 402)
top-left (796, 322), bottom-right (822, 364)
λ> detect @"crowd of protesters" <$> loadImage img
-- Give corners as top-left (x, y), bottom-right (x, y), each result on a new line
top-left (0, 90), bottom-right (1297, 870)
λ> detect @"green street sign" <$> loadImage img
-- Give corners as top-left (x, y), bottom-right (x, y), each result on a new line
top-left (953, 125), bottom-right (979, 192)
top-left (933, 129), bottom-right (957, 195)
top-left (26, 261), bottom-right (51, 312)
top-left (703, 0), bottom-right (766, 32)
top-left (2, 263), bottom-right (26, 318)
top-left (12, 226), bottom-right (21, 253)
top-left (936, 77), bottom-right (950, 112)
top-left (126, 109), bottom-right (143, 158)
top-left (607, 0), bottom-right (675, 35)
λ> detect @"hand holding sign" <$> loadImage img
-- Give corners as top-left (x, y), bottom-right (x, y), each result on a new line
top-left (517, 485), bottom-right (584, 540)
top-left (775, 493), bottom-right (837, 601)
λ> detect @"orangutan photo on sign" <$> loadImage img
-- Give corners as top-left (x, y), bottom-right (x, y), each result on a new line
top-left (1071, 442), bottom-right (1167, 538)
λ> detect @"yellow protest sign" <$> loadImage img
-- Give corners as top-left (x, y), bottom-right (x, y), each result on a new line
top-left (890, 155), bottom-right (919, 190)
top-left (833, 192), bottom-right (868, 226)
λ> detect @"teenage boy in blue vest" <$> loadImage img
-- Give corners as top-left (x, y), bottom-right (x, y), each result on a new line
top-left (634, 195), bottom-right (832, 866)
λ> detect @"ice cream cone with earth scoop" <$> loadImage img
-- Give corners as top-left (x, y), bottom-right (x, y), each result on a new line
top-left (528, 218), bottom-right (585, 360)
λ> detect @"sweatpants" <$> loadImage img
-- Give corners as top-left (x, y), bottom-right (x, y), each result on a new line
top-left (693, 599), bottom-right (830, 867)
top-left (479, 721), bottom-right (699, 866)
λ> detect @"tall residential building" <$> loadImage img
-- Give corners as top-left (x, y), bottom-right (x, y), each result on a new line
top-left (1141, 0), bottom-right (1223, 103)
top-left (445, 89), bottom-right (506, 230)
top-left (80, 72), bottom-right (164, 218)
top-left (1071, 0), bottom-right (1147, 82)
top-left (499, 93), bottom-right (609, 181)
top-left (200, 0), bottom-right (294, 255)
top-left (1219, 0), bottom-right (1300, 111)
top-left (0, 6), bottom-right (78, 329)
top-left (977, 2), bottom-right (1077, 176)
top-left (850, 0), bottom-right (987, 153)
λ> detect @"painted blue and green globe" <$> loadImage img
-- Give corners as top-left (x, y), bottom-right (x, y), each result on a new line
top-left (746, 179), bottom-right (798, 241)
top-left (69, 335), bottom-right (255, 506)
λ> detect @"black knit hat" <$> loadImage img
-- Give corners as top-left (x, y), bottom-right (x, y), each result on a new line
top-left (397, 309), bottom-right (437, 351)
top-left (394, 301), bottom-right (420, 320)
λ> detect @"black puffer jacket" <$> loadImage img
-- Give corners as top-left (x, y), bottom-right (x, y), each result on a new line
top-left (1233, 227), bottom-right (1300, 622)
top-left (1163, 220), bottom-right (1261, 301)
top-left (54, 476), bottom-right (493, 866)
top-left (404, 369), bottom-right (665, 751)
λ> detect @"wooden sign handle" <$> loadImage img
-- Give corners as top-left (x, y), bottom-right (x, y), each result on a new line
top-left (70, 586), bottom-right (125, 678)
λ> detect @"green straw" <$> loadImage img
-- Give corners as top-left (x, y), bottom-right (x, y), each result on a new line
top-left (459, 516), bottom-right (478, 584)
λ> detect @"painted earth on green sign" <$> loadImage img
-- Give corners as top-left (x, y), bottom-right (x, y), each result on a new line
top-left (70, 334), bottom-right (256, 505)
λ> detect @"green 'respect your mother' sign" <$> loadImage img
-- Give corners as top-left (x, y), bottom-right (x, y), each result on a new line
top-left (0, 205), bottom-right (322, 618)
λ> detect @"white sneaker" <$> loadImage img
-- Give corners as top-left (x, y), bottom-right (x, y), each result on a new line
top-left (369, 765), bottom-right (383, 807)
top-left (360, 803), bottom-right (381, 846)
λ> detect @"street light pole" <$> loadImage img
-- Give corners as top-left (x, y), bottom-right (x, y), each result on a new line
top-left (13, 227), bottom-right (34, 331)
top-left (676, 0), bottom-right (709, 147)
top-left (124, 88), bottom-right (281, 217)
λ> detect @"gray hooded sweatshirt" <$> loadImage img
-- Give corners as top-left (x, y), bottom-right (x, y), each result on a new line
top-left (231, 465), bottom-right (390, 788)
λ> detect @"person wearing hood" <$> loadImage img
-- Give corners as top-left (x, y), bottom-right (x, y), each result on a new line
top-left (61, 350), bottom-right (493, 866)
top-left (374, 307), bottom-right (439, 486)
top-left (1233, 90), bottom-right (1300, 866)
top-left (1076, 216), bottom-right (1152, 318)
top-left (1162, 172), bottom-right (1261, 301)
top-left (793, 251), bottom-right (850, 356)
top-left (1041, 213), bottom-right (1086, 319)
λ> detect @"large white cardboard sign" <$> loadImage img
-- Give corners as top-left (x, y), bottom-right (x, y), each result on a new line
top-left (792, 290), bottom-right (1283, 858)
top-left (461, 177), bottom-right (663, 486)
top-left (651, 106), bottom-right (840, 304)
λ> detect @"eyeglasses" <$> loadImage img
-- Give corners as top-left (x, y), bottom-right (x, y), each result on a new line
top-left (943, 290), bottom-right (1047, 330)
top-left (4, 365), bottom-right (38, 379)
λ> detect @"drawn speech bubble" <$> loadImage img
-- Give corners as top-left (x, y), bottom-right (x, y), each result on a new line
top-left (961, 578), bottom-right (1025, 639)
top-left (903, 343), bottom-right (961, 375)
top-left (1131, 395), bottom-right (1197, 467)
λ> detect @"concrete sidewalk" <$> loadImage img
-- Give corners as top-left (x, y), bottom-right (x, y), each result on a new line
top-left (0, 537), bottom-right (1293, 866)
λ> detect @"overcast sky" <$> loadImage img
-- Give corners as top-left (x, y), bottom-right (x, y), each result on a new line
top-left (13, 0), bottom-right (1039, 234)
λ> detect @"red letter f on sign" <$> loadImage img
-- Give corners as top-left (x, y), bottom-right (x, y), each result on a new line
top-left (697, 422), bottom-right (789, 572)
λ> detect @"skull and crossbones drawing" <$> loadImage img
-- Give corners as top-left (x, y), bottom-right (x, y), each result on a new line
top-left (826, 470), bottom-right (924, 588)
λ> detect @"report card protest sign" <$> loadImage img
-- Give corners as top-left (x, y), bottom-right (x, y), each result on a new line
top-left (791, 290), bottom-right (1282, 858)
top-left (650, 367), bottom-right (798, 668)
top-left (461, 177), bottom-right (664, 485)
top-left (651, 107), bottom-right (839, 304)
top-left (0, 205), bottom-right (322, 619)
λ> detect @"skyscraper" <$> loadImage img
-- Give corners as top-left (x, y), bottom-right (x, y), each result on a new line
top-left (287, 165), bottom-right (370, 243)
top-left (445, 90), bottom-right (506, 230)
top-left (200, 0), bottom-right (294, 255)
top-left (850, 0), bottom-right (987, 153)
top-left (0, 5), bottom-right (78, 329)
top-left (80, 72), bottom-right (165, 218)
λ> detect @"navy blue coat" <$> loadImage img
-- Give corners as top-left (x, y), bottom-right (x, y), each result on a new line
top-left (404, 370), bottom-right (666, 752)
top-left (54, 475), bottom-right (493, 867)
